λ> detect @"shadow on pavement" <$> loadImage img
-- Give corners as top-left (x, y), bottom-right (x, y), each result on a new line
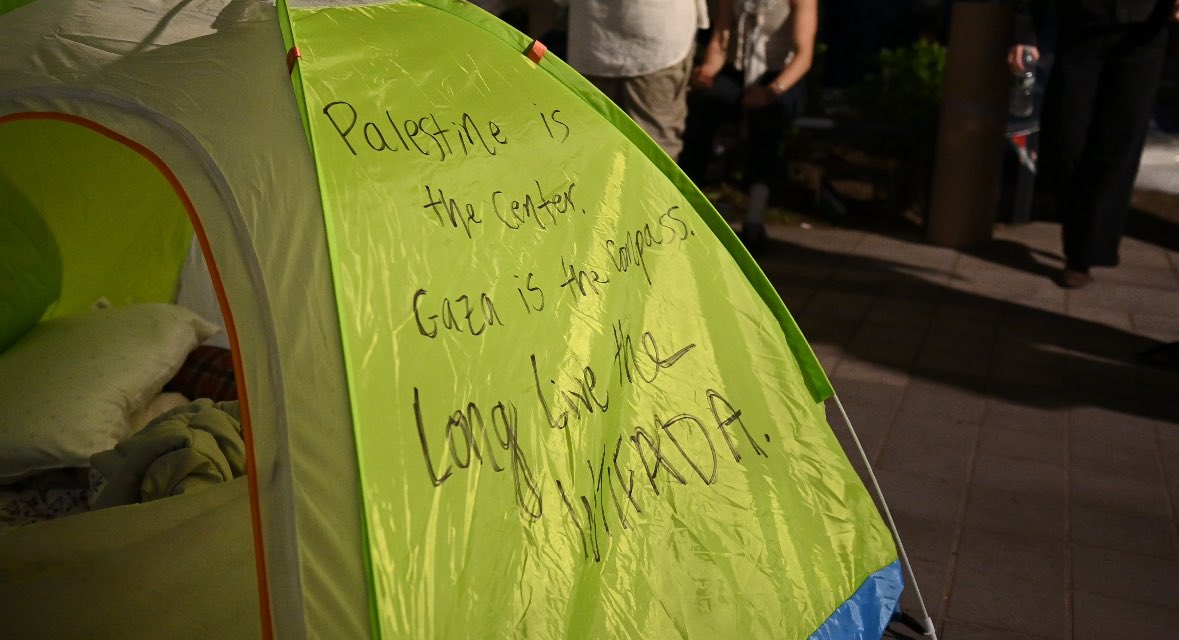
top-left (755, 234), bottom-right (1179, 425)
top-left (1128, 203), bottom-right (1179, 254)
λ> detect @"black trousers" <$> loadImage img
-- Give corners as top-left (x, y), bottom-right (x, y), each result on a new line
top-left (1040, 19), bottom-right (1170, 271)
top-left (679, 66), bottom-right (805, 187)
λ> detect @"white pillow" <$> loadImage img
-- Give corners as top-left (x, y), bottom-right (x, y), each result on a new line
top-left (128, 391), bottom-right (192, 434)
top-left (0, 304), bottom-right (219, 483)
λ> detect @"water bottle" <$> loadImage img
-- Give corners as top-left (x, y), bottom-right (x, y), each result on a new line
top-left (1009, 49), bottom-right (1036, 118)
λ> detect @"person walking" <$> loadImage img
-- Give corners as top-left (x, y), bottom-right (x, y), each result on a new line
top-left (679, 0), bottom-right (818, 250)
top-left (1009, 0), bottom-right (1179, 288)
top-left (562, 0), bottom-right (709, 159)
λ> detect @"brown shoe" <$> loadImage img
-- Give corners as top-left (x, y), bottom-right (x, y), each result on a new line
top-left (1058, 268), bottom-right (1092, 288)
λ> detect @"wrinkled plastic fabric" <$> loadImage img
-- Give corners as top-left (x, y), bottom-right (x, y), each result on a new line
top-left (810, 561), bottom-right (903, 640)
top-left (0, 0), bottom-right (36, 16)
top-left (0, 118), bottom-right (192, 319)
top-left (288, 1), bottom-right (900, 638)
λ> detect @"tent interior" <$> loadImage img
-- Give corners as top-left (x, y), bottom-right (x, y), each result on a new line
top-left (1, 4), bottom-right (373, 635)
top-left (0, 115), bottom-right (264, 635)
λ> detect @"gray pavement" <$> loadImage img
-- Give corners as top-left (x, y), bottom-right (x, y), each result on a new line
top-left (751, 211), bottom-right (1179, 638)
top-left (1136, 131), bottom-right (1179, 195)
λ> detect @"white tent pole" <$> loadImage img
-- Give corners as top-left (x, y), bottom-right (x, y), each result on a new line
top-left (831, 391), bottom-right (940, 640)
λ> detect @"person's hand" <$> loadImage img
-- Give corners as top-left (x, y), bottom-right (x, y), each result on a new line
top-left (691, 47), bottom-right (726, 90)
top-left (690, 65), bottom-right (719, 90)
top-left (1172, 0), bottom-right (1178, 21)
top-left (741, 84), bottom-right (778, 109)
top-left (1007, 44), bottom-right (1040, 74)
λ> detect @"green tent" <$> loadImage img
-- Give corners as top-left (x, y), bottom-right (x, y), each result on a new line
top-left (0, 0), bottom-right (911, 637)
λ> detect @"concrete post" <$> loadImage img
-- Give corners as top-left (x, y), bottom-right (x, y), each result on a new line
top-left (926, 1), bottom-right (1012, 249)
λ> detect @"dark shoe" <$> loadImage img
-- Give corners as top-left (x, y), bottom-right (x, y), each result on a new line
top-left (740, 222), bottom-right (766, 253)
top-left (1057, 268), bottom-right (1092, 288)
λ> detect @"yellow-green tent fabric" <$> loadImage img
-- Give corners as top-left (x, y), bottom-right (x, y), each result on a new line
top-left (0, 0), bottom-right (902, 637)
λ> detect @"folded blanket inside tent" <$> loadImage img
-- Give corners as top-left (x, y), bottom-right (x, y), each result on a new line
top-left (89, 399), bottom-right (245, 509)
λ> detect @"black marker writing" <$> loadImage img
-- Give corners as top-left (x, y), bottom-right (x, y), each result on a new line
top-left (422, 184), bottom-right (481, 238)
top-left (530, 353), bottom-right (609, 431)
top-left (492, 180), bottom-right (578, 231)
top-left (604, 206), bottom-right (692, 286)
top-left (709, 389), bottom-right (767, 460)
top-left (413, 387), bottom-right (543, 520)
top-left (612, 321), bottom-right (695, 389)
top-left (539, 108), bottom-right (571, 143)
top-left (321, 100), bottom-right (507, 161)
top-left (514, 272), bottom-right (545, 315)
top-left (413, 289), bottom-right (503, 339)
top-left (559, 256), bottom-right (610, 300)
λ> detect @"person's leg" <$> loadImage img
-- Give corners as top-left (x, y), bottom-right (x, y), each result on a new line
top-left (1074, 20), bottom-right (1169, 269)
top-left (619, 50), bottom-right (694, 159)
top-left (744, 79), bottom-right (805, 187)
top-left (1039, 27), bottom-right (1104, 277)
top-left (679, 67), bottom-right (744, 183)
top-left (741, 73), bottom-right (805, 242)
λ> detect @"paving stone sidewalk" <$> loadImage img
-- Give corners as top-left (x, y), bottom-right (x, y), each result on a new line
top-left (752, 214), bottom-right (1179, 639)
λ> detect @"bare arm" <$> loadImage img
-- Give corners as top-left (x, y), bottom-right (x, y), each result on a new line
top-left (743, 0), bottom-right (816, 108)
top-left (767, 0), bottom-right (817, 96)
top-left (691, 0), bottom-right (733, 89)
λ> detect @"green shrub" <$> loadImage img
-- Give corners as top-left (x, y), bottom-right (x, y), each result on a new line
top-left (863, 38), bottom-right (946, 126)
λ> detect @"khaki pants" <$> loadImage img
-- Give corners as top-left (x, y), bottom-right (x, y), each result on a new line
top-left (585, 50), bottom-right (693, 159)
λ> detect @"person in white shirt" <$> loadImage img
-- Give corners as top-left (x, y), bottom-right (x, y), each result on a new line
top-left (562, 0), bottom-right (710, 158)
top-left (681, 0), bottom-right (817, 251)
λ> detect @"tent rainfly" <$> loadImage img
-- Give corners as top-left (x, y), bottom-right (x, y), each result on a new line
top-left (0, 0), bottom-right (915, 637)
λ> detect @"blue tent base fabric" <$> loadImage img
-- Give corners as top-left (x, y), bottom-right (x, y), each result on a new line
top-left (809, 561), bottom-right (904, 640)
